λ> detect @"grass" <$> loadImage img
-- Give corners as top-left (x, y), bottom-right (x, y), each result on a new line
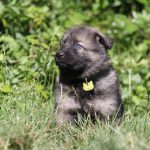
top-left (0, 82), bottom-right (150, 150)
top-left (0, 1), bottom-right (149, 149)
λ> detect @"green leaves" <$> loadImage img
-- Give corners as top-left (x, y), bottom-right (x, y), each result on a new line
top-left (0, 84), bottom-right (12, 93)
top-left (0, 35), bottom-right (19, 51)
top-left (137, 0), bottom-right (149, 5)
top-left (0, 0), bottom-right (149, 113)
top-left (34, 84), bottom-right (49, 99)
top-left (113, 14), bottom-right (138, 34)
top-left (0, 1), bottom-right (5, 15)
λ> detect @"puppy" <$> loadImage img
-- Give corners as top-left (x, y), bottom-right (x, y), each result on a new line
top-left (55, 26), bottom-right (124, 125)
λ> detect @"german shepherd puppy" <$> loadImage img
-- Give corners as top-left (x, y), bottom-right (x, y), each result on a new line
top-left (55, 26), bottom-right (124, 125)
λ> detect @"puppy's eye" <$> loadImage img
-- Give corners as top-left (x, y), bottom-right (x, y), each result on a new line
top-left (74, 43), bottom-right (82, 49)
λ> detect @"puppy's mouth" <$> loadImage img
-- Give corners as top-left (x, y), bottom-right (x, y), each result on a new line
top-left (55, 59), bottom-right (68, 69)
top-left (55, 57), bottom-right (86, 72)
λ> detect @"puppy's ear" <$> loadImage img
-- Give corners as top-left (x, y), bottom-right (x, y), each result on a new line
top-left (95, 32), bottom-right (113, 50)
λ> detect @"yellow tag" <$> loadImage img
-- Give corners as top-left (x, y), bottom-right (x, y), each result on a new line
top-left (83, 81), bottom-right (94, 91)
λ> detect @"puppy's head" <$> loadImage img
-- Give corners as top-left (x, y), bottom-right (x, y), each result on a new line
top-left (55, 26), bottom-right (113, 79)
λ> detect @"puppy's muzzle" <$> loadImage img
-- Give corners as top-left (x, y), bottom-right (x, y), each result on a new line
top-left (56, 51), bottom-right (65, 60)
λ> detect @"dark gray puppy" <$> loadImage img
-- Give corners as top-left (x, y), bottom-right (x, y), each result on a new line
top-left (55, 26), bottom-right (124, 125)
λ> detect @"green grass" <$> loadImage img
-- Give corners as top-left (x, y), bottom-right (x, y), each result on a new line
top-left (0, 1), bottom-right (150, 149)
top-left (0, 82), bottom-right (150, 150)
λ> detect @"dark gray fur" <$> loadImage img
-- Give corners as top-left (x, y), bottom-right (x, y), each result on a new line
top-left (54, 26), bottom-right (124, 125)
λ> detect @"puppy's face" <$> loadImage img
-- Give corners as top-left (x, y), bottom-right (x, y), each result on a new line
top-left (55, 26), bottom-right (113, 78)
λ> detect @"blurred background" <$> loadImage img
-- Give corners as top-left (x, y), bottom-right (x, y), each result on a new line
top-left (0, 0), bottom-right (150, 113)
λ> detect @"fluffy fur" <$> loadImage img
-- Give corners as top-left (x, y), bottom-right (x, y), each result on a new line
top-left (54, 26), bottom-right (124, 125)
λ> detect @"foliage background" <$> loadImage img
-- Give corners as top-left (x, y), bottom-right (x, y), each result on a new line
top-left (0, 0), bottom-right (149, 112)
top-left (0, 0), bottom-right (150, 149)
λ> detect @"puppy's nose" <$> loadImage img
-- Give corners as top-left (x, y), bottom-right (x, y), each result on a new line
top-left (56, 52), bottom-right (64, 59)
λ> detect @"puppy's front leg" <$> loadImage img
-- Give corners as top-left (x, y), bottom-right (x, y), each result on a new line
top-left (55, 96), bottom-right (82, 125)
top-left (55, 83), bottom-right (82, 125)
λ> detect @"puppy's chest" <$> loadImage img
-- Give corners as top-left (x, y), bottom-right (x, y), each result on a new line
top-left (69, 82), bottom-right (98, 101)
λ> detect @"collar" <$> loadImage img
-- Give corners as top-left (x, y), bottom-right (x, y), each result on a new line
top-left (60, 68), bottom-right (111, 86)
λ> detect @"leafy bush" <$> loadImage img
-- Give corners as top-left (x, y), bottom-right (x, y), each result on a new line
top-left (0, 0), bottom-right (150, 112)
